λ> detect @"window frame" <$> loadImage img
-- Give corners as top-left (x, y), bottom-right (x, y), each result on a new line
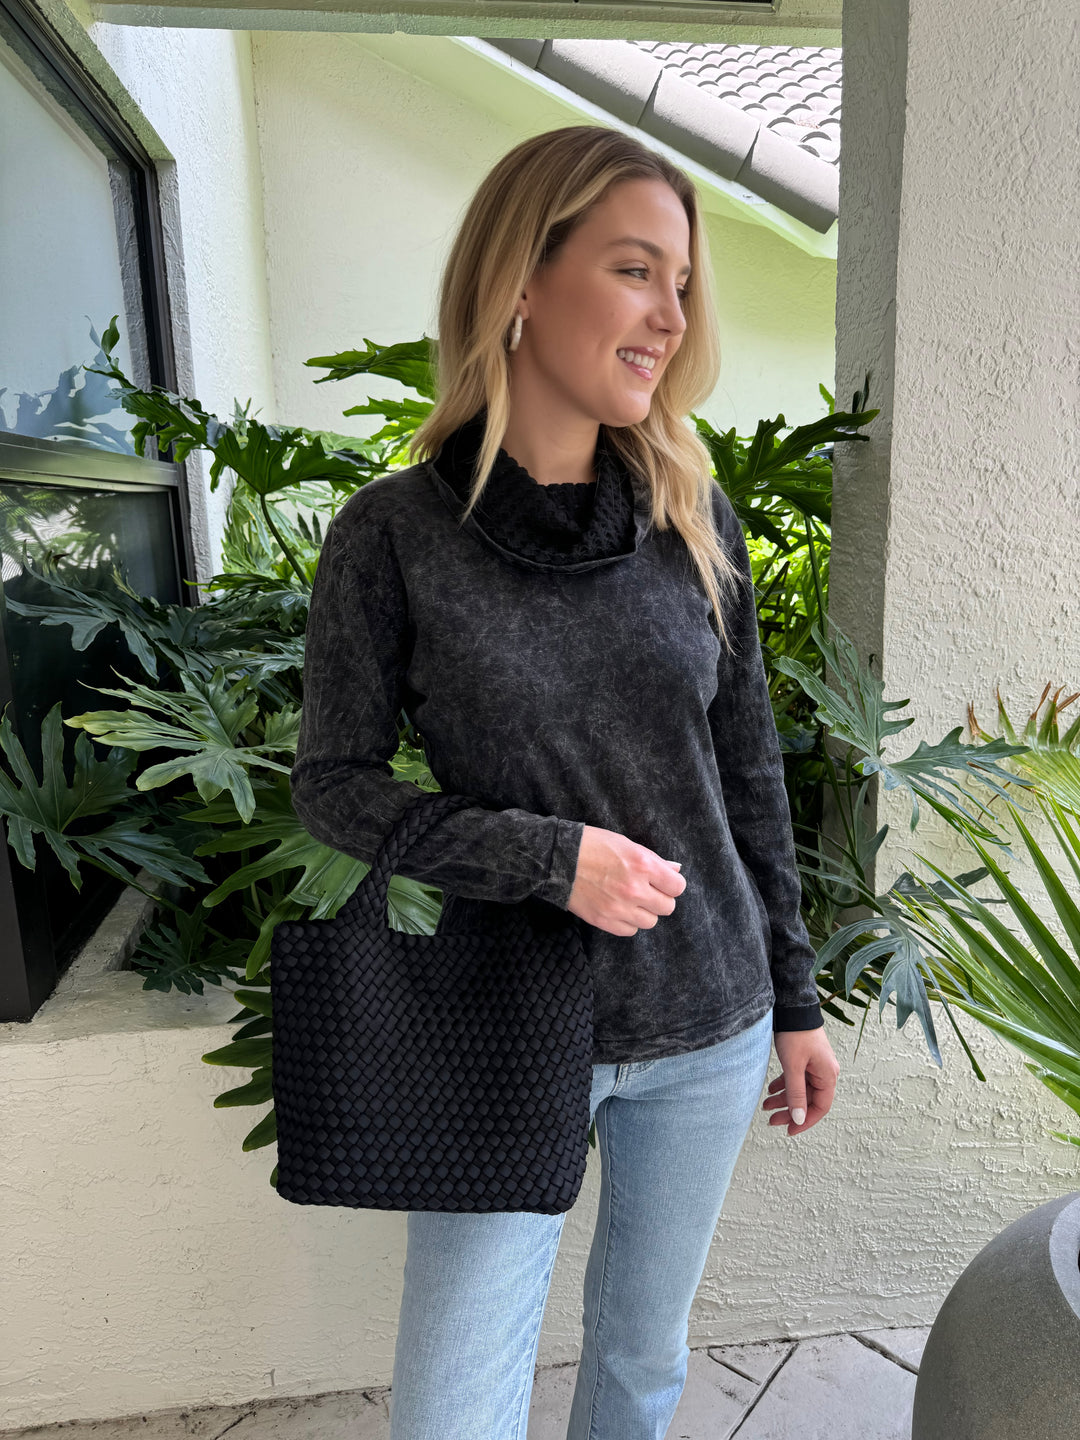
top-left (0, 0), bottom-right (195, 1022)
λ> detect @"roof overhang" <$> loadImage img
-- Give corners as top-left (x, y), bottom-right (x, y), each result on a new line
top-left (342, 31), bottom-right (838, 258)
top-left (466, 38), bottom-right (838, 254)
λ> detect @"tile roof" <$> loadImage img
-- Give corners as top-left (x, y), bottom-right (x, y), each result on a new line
top-left (632, 41), bottom-right (842, 168)
top-left (483, 38), bottom-right (842, 235)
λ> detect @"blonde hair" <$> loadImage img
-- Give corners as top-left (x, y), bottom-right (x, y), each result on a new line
top-left (409, 124), bottom-right (745, 649)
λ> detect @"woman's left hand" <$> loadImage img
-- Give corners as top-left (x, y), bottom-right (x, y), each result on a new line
top-left (763, 1027), bottom-right (840, 1136)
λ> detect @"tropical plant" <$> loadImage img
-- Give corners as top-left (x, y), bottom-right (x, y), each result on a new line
top-left (773, 622), bottom-right (1035, 1059)
top-left (0, 322), bottom-right (448, 1169)
top-left (883, 689), bottom-right (1080, 1148)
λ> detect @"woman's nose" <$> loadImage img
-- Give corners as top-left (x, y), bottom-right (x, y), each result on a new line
top-left (658, 290), bottom-right (687, 336)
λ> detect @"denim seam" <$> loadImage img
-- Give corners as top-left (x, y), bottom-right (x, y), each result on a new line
top-left (584, 1097), bottom-right (620, 1440)
top-left (624, 1058), bottom-right (659, 1078)
top-left (511, 1221), bottom-right (564, 1440)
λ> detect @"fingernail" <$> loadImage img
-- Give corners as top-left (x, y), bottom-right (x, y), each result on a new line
top-left (791, 1107), bottom-right (806, 1125)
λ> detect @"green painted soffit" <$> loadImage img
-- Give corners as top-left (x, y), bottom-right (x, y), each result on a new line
top-left (90, 0), bottom-right (842, 44)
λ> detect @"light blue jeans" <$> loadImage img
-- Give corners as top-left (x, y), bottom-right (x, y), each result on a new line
top-left (388, 1006), bottom-right (774, 1440)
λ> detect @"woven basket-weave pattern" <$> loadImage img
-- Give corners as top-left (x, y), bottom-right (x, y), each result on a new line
top-left (271, 791), bottom-right (595, 1214)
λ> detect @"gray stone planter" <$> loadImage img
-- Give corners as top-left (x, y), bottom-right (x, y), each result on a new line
top-left (911, 1189), bottom-right (1080, 1439)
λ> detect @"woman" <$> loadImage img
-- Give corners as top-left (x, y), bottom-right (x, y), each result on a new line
top-left (290, 124), bottom-right (841, 1440)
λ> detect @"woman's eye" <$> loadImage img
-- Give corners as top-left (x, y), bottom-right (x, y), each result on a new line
top-left (619, 268), bottom-right (689, 303)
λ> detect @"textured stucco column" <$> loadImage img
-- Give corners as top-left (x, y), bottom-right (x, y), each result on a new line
top-left (830, 0), bottom-right (1080, 1236)
top-left (835, 0), bottom-right (1080, 878)
top-left (835, 0), bottom-right (1080, 852)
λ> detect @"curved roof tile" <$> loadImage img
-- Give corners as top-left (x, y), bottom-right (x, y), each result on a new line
top-left (484, 37), bottom-right (842, 233)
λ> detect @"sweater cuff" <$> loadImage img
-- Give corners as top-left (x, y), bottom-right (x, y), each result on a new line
top-left (772, 1001), bottom-right (825, 1032)
top-left (533, 818), bottom-right (585, 910)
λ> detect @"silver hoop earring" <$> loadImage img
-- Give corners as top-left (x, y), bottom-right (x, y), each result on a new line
top-left (508, 313), bottom-right (523, 352)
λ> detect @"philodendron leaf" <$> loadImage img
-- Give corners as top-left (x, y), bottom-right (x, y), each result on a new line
top-left (74, 817), bottom-right (210, 892)
top-left (694, 398), bottom-right (877, 497)
top-left (202, 1037), bottom-right (272, 1068)
top-left (5, 562), bottom-right (163, 679)
top-left (0, 702), bottom-right (205, 890)
top-left (127, 905), bottom-right (247, 994)
top-left (242, 1108), bottom-right (277, 1151)
top-left (342, 396), bottom-right (434, 433)
top-left (304, 336), bottom-right (436, 399)
top-left (773, 620), bottom-right (915, 757)
top-left (208, 423), bottom-right (367, 497)
top-left (876, 926), bottom-right (942, 1063)
top-left (65, 667), bottom-right (292, 822)
top-left (214, 1068), bottom-right (274, 1108)
top-left (88, 336), bottom-right (371, 498)
top-left (87, 337), bottom-right (216, 464)
top-left (775, 620), bottom-right (1033, 839)
top-left (6, 563), bottom-right (281, 685)
top-left (861, 727), bottom-right (1035, 838)
top-left (809, 902), bottom-right (945, 1064)
top-left (190, 769), bottom-right (442, 932)
top-left (184, 773), bottom-right (366, 919)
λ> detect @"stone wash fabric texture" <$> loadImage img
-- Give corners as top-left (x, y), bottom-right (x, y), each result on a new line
top-left (290, 422), bottom-right (824, 1064)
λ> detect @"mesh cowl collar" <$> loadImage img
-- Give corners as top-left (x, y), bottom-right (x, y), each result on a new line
top-left (432, 413), bottom-right (638, 566)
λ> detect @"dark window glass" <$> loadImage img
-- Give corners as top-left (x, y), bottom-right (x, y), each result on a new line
top-left (0, 25), bottom-right (150, 453)
top-left (0, 480), bottom-right (180, 765)
top-left (0, 0), bottom-right (191, 1019)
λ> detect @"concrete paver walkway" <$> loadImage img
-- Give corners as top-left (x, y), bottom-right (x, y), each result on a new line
top-left (2, 1327), bottom-right (928, 1440)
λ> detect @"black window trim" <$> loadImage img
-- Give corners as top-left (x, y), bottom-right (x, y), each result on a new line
top-left (0, 0), bottom-right (198, 1022)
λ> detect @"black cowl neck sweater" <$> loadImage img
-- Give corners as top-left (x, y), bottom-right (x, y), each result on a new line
top-left (433, 412), bottom-right (637, 566)
top-left (290, 413), bottom-right (825, 1064)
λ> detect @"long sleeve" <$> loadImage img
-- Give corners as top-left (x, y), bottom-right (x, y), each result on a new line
top-left (290, 493), bottom-right (584, 908)
top-left (706, 488), bottom-right (824, 1032)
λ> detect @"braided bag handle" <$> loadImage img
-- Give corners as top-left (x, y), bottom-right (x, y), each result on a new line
top-left (344, 789), bottom-right (478, 931)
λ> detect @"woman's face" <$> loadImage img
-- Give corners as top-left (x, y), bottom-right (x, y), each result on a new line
top-left (513, 176), bottom-right (692, 432)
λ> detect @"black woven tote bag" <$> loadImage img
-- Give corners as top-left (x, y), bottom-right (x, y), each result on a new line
top-left (270, 789), bottom-right (595, 1214)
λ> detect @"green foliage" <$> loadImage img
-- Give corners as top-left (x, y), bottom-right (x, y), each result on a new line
top-left (65, 668), bottom-right (295, 823)
top-left (128, 905), bottom-right (251, 995)
top-left (0, 321), bottom-right (451, 1177)
top-left (5, 562), bottom-right (172, 679)
top-left (88, 317), bottom-right (380, 584)
top-left (897, 783), bottom-right (1080, 1147)
top-left (0, 702), bottom-right (207, 893)
top-left (897, 692), bottom-right (1080, 1145)
top-left (305, 336), bottom-right (437, 397)
top-left (693, 379), bottom-right (868, 543)
top-left (777, 623), bottom-right (1030, 838)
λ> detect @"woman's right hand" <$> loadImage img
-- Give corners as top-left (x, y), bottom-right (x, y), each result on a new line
top-left (566, 824), bottom-right (686, 936)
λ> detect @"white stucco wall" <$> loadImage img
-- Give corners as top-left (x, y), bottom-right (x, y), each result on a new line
top-left (37, 0), bottom-right (277, 582)
top-left (250, 30), bottom-right (837, 443)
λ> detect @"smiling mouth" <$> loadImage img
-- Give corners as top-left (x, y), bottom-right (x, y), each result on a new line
top-left (616, 348), bottom-right (658, 380)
